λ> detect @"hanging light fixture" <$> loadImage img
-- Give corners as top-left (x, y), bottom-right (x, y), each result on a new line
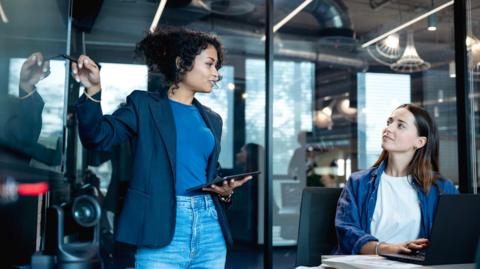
top-left (390, 31), bottom-right (430, 73)
top-left (314, 98), bottom-right (335, 129)
top-left (427, 0), bottom-right (437, 31)
top-left (449, 61), bottom-right (456, 78)
top-left (427, 15), bottom-right (437, 31)
top-left (367, 33), bottom-right (402, 65)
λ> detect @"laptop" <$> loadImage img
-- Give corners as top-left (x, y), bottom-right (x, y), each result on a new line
top-left (381, 194), bottom-right (480, 265)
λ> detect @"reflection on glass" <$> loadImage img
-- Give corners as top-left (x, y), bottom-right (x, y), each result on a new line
top-left (467, 0), bottom-right (480, 192)
top-left (245, 59), bottom-right (314, 175)
top-left (0, 53), bottom-right (64, 169)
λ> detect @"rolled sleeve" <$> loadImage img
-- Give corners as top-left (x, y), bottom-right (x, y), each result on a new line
top-left (335, 176), bottom-right (377, 254)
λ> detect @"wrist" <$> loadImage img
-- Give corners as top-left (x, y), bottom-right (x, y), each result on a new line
top-left (19, 82), bottom-right (34, 93)
top-left (86, 85), bottom-right (102, 96)
top-left (375, 241), bottom-right (385, 255)
top-left (218, 191), bottom-right (233, 203)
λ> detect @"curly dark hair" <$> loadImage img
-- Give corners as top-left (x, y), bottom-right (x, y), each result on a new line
top-left (135, 26), bottom-right (224, 92)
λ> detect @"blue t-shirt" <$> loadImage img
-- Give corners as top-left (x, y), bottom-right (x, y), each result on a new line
top-left (169, 99), bottom-right (215, 195)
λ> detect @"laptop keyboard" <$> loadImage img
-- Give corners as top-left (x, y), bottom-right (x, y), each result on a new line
top-left (410, 249), bottom-right (426, 259)
top-left (396, 250), bottom-right (427, 261)
top-left (383, 250), bottom-right (427, 262)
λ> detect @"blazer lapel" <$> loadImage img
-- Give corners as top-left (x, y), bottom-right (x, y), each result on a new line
top-left (149, 96), bottom-right (176, 180)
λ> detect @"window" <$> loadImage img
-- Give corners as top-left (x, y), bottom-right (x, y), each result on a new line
top-left (246, 59), bottom-right (314, 175)
top-left (357, 72), bottom-right (411, 169)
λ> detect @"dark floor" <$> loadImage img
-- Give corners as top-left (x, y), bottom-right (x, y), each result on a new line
top-left (226, 245), bottom-right (297, 269)
top-left (101, 244), bottom-right (297, 269)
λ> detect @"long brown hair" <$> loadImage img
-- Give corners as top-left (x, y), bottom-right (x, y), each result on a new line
top-left (373, 104), bottom-right (440, 193)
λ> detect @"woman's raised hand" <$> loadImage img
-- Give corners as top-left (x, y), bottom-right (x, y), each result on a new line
top-left (71, 55), bottom-right (102, 95)
top-left (19, 52), bottom-right (50, 92)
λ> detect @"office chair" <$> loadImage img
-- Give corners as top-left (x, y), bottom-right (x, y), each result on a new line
top-left (295, 187), bottom-right (342, 267)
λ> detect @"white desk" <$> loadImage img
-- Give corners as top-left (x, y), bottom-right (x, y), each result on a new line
top-left (295, 255), bottom-right (475, 269)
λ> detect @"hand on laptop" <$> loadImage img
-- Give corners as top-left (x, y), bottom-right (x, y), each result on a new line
top-left (379, 238), bottom-right (429, 255)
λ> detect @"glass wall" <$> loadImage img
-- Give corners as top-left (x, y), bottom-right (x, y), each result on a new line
top-left (466, 0), bottom-right (480, 193)
top-left (0, 0), bottom-right (475, 268)
top-left (0, 0), bottom-right (67, 172)
top-left (0, 0), bottom-right (69, 266)
top-left (77, 1), bottom-right (268, 268)
top-left (272, 0), bottom-right (458, 267)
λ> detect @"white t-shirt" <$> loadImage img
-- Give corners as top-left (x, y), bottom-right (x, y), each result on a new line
top-left (370, 172), bottom-right (421, 244)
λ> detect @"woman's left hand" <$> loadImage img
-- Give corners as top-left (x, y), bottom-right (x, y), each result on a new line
top-left (202, 176), bottom-right (253, 197)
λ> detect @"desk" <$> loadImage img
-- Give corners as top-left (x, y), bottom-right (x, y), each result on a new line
top-left (295, 255), bottom-right (475, 269)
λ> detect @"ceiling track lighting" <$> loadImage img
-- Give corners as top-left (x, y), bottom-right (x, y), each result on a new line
top-left (0, 1), bottom-right (9, 23)
top-left (362, 0), bottom-right (452, 48)
top-left (149, 0), bottom-right (168, 33)
top-left (261, 0), bottom-right (313, 40)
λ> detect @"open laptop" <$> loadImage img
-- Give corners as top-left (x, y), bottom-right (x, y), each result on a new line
top-left (381, 194), bottom-right (480, 265)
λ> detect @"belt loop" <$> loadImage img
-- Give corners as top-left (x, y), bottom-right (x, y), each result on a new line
top-left (204, 195), bottom-right (208, 210)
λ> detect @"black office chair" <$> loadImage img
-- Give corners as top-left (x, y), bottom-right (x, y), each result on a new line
top-left (295, 187), bottom-right (342, 267)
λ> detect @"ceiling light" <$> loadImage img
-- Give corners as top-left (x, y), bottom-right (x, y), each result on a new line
top-left (427, 15), bottom-right (437, 31)
top-left (261, 0), bottom-right (313, 41)
top-left (449, 61), bottom-right (456, 78)
top-left (149, 0), bottom-right (168, 33)
top-left (322, 106), bottom-right (332, 117)
top-left (0, 1), bottom-right (9, 23)
top-left (337, 98), bottom-right (357, 116)
top-left (367, 33), bottom-right (402, 66)
top-left (361, 0), bottom-right (453, 48)
top-left (273, 0), bottom-right (313, 33)
top-left (383, 34), bottom-right (400, 49)
top-left (390, 32), bottom-right (430, 73)
top-left (314, 110), bottom-right (333, 128)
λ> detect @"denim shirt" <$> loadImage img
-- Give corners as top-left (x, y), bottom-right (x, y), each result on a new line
top-left (334, 161), bottom-right (458, 254)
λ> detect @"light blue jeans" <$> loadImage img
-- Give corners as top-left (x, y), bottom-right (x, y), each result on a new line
top-left (135, 195), bottom-right (226, 269)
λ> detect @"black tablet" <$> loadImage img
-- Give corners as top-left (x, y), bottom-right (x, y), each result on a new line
top-left (186, 171), bottom-right (261, 192)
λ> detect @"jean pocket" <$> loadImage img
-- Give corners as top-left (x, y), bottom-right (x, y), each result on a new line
top-left (207, 206), bottom-right (219, 220)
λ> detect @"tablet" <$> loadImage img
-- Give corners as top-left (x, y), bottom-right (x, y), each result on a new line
top-left (186, 171), bottom-right (261, 192)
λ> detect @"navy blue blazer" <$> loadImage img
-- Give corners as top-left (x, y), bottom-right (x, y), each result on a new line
top-left (75, 90), bottom-right (232, 248)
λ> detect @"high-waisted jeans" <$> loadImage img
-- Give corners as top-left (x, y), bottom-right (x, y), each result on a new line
top-left (135, 195), bottom-right (226, 269)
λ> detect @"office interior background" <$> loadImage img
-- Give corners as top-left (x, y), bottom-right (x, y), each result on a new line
top-left (0, 0), bottom-right (479, 268)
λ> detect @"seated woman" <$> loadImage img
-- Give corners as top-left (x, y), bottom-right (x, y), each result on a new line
top-left (335, 104), bottom-right (458, 255)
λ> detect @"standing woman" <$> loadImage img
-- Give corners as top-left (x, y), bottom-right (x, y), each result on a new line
top-left (335, 104), bottom-right (458, 255)
top-left (73, 27), bottom-right (251, 268)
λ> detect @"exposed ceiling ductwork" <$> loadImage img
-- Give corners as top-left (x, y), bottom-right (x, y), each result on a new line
top-left (193, 0), bottom-right (256, 16)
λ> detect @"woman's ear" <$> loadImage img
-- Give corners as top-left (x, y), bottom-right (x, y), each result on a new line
top-left (415, 136), bottom-right (427, 149)
top-left (175, 57), bottom-right (182, 70)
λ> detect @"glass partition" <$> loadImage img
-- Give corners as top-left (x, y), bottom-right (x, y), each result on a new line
top-left (0, 0), bottom-right (68, 172)
top-left (0, 0), bottom-right (69, 266)
top-left (466, 0), bottom-right (480, 193)
top-left (76, 1), bottom-right (268, 267)
top-left (272, 0), bottom-right (458, 267)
